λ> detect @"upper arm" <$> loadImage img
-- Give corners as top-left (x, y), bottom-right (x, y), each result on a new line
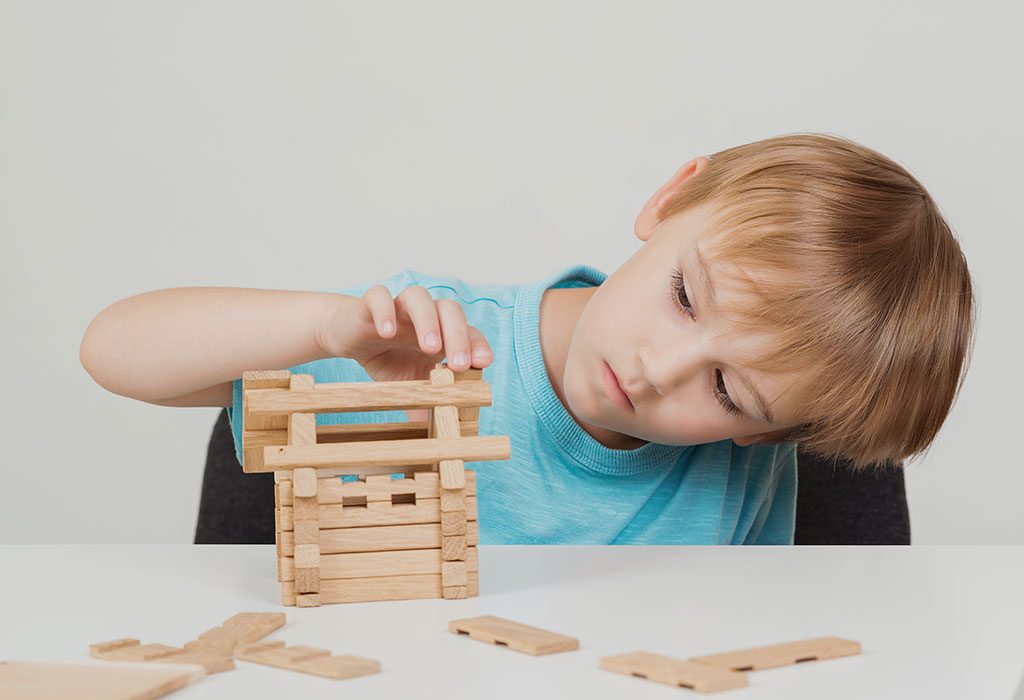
top-left (147, 381), bottom-right (234, 408)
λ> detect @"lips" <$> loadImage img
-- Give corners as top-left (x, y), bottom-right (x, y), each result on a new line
top-left (602, 361), bottom-right (635, 412)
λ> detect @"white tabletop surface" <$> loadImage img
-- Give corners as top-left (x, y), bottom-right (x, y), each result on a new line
top-left (2, 545), bottom-right (1022, 699)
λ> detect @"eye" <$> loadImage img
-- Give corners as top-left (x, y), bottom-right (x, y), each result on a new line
top-left (670, 269), bottom-right (694, 319)
top-left (670, 268), bottom-right (744, 419)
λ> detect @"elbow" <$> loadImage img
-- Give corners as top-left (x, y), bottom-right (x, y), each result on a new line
top-left (80, 311), bottom-right (131, 398)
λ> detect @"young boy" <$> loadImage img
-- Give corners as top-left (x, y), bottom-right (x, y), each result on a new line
top-left (80, 132), bottom-right (975, 545)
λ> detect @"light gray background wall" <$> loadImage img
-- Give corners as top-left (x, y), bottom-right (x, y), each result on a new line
top-left (2, 1), bottom-right (1020, 544)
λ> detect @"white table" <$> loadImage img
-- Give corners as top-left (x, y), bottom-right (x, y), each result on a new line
top-left (2, 545), bottom-right (1022, 699)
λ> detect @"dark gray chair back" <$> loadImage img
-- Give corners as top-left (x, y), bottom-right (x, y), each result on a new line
top-left (195, 409), bottom-right (910, 545)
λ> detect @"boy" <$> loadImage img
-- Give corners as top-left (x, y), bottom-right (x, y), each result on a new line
top-left (80, 132), bottom-right (975, 545)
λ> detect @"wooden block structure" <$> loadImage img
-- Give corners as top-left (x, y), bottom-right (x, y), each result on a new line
top-left (241, 363), bottom-right (511, 606)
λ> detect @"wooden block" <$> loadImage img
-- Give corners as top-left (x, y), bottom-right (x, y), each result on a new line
top-left (282, 520), bottom-right (479, 555)
top-left (440, 487), bottom-right (465, 512)
top-left (0, 661), bottom-right (205, 700)
top-left (282, 570), bottom-right (477, 605)
top-left (186, 612), bottom-right (286, 656)
top-left (441, 561), bottom-right (467, 587)
top-left (252, 435), bottom-right (510, 473)
top-left (296, 593), bottom-right (321, 607)
top-left (294, 544), bottom-right (320, 569)
top-left (278, 471), bottom-right (475, 505)
top-left (448, 615), bottom-right (579, 656)
top-left (280, 496), bottom-right (478, 530)
top-left (442, 535), bottom-right (467, 561)
top-left (689, 636), bottom-right (861, 672)
top-left (293, 467), bottom-right (317, 498)
top-left (441, 510), bottom-right (468, 536)
top-left (281, 546), bottom-right (478, 581)
top-left (293, 495), bottom-right (318, 522)
top-left (246, 380), bottom-right (491, 418)
top-left (293, 519), bottom-right (319, 546)
top-left (242, 370), bottom-right (292, 434)
top-left (235, 640), bottom-right (380, 680)
top-left (295, 567), bottom-right (320, 593)
top-left (89, 639), bottom-right (234, 674)
top-left (600, 652), bottom-right (747, 693)
top-left (439, 460), bottom-right (466, 489)
top-left (443, 586), bottom-right (468, 599)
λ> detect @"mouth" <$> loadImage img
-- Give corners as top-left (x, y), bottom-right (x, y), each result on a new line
top-left (601, 360), bottom-right (635, 413)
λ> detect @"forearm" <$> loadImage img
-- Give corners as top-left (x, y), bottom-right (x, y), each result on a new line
top-left (80, 287), bottom-right (348, 402)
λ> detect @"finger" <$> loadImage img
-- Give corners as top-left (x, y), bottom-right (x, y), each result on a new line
top-left (362, 285), bottom-right (398, 338)
top-left (436, 299), bottom-right (471, 371)
top-left (466, 326), bottom-right (493, 368)
top-left (395, 286), bottom-right (443, 355)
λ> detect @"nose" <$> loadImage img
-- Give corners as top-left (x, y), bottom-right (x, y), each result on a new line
top-left (638, 340), bottom-right (705, 397)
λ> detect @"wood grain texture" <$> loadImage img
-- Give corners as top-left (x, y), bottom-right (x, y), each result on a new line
top-left (235, 640), bottom-right (380, 679)
top-left (600, 652), bottom-right (748, 693)
top-left (689, 636), bottom-right (861, 671)
top-left (0, 661), bottom-right (205, 700)
top-left (448, 616), bottom-right (580, 656)
top-left (281, 570), bottom-right (479, 605)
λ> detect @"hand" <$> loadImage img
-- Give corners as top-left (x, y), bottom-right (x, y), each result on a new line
top-left (317, 284), bottom-right (494, 391)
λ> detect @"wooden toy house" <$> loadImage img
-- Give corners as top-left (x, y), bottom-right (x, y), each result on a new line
top-left (240, 363), bottom-right (510, 607)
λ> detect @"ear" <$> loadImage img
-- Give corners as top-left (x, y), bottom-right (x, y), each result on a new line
top-left (634, 156), bottom-right (709, 242)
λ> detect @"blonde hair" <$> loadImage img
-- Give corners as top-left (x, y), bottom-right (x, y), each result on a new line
top-left (658, 133), bottom-right (977, 470)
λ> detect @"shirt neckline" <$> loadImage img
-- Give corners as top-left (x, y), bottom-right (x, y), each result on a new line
top-left (513, 264), bottom-right (692, 476)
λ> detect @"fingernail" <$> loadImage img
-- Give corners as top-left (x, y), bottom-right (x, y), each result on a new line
top-left (454, 351), bottom-right (468, 366)
top-left (425, 331), bottom-right (440, 347)
top-left (381, 320), bottom-right (394, 334)
top-left (473, 348), bottom-right (490, 362)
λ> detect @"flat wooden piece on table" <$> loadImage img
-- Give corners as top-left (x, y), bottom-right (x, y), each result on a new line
top-left (185, 612), bottom-right (286, 656)
top-left (689, 636), bottom-right (861, 671)
top-left (0, 660), bottom-right (205, 700)
top-left (235, 640), bottom-right (380, 679)
top-left (448, 615), bottom-right (579, 656)
top-left (89, 639), bottom-right (235, 673)
top-left (600, 652), bottom-right (747, 693)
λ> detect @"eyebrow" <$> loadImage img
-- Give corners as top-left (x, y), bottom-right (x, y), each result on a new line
top-left (690, 245), bottom-right (776, 425)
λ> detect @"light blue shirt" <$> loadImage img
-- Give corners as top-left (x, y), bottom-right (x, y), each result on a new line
top-left (227, 265), bottom-right (797, 544)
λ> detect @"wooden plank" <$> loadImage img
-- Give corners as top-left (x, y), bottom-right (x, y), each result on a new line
top-left (448, 615), bottom-right (579, 656)
top-left (235, 640), bottom-right (380, 680)
top-left (278, 471), bottom-right (476, 504)
top-left (600, 652), bottom-right (748, 693)
top-left (247, 435), bottom-right (510, 473)
top-left (280, 496), bottom-right (478, 530)
top-left (281, 521), bottom-right (479, 555)
top-left (281, 570), bottom-right (479, 605)
top-left (245, 381), bottom-right (491, 417)
top-left (185, 612), bottom-right (286, 656)
top-left (0, 661), bottom-right (204, 700)
top-left (272, 462), bottom-right (439, 480)
top-left (689, 636), bottom-right (861, 671)
top-left (243, 419), bottom-right (479, 448)
top-left (280, 546), bottom-right (478, 581)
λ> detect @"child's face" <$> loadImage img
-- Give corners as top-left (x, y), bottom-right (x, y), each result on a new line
top-left (562, 161), bottom-right (801, 449)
